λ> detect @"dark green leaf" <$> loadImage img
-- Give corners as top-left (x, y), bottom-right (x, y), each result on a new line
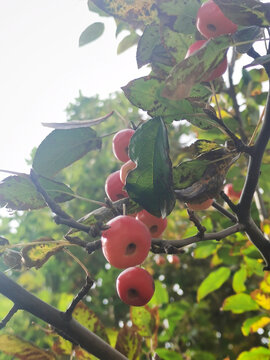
top-left (122, 77), bottom-right (213, 128)
top-left (233, 26), bottom-right (263, 53)
top-left (136, 24), bottom-right (162, 68)
top-left (157, 0), bottom-right (200, 34)
top-left (79, 22), bottom-right (105, 46)
top-left (214, 0), bottom-right (270, 27)
top-left (126, 117), bottom-right (175, 217)
top-left (197, 267), bottom-right (231, 302)
top-left (32, 128), bottom-right (101, 177)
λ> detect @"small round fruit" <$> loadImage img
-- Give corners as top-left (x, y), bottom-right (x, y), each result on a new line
top-left (196, 0), bottom-right (237, 39)
top-left (136, 210), bottom-right (167, 238)
top-left (120, 160), bottom-right (136, 184)
top-left (105, 170), bottom-right (128, 202)
top-left (112, 129), bottom-right (135, 162)
top-left (101, 215), bottom-right (151, 269)
top-left (224, 183), bottom-right (241, 201)
top-left (187, 198), bottom-right (213, 211)
top-left (155, 255), bottom-right (166, 266)
top-left (185, 40), bottom-right (227, 81)
top-left (116, 267), bottom-right (155, 306)
top-left (167, 254), bottom-right (180, 266)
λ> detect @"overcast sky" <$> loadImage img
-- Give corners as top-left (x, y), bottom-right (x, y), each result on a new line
top-left (0, 0), bottom-right (148, 180)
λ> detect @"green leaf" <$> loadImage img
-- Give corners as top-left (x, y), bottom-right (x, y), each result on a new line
top-left (0, 334), bottom-right (56, 359)
top-left (214, 0), bottom-right (270, 27)
top-left (122, 77), bottom-right (212, 128)
top-left (241, 315), bottom-right (270, 336)
top-left (136, 24), bottom-right (161, 68)
top-left (157, 0), bottom-right (200, 34)
top-left (0, 175), bottom-right (74, 211)
top-left (155, 348), bottom-right (183, 360)
top-left (193, 241), bottom-right (218, 259)
top-left (173, 159), bottom-right (210, 190)
top-left (117, 32), bottom-right (139, 54)
top-left (237, 347), bottom-right (270, 360)
top-left (130, 306), bottom-right (157, 337)
top-left (148, 280), bottom-right (169, 307)
top-left (32, 128), bottom-right (101, 177)
top-left (197, 267), bottom-right (231, 302)
top-left (222, 293), bottom-right (260, 314)
top-left (126, 117), bottom-right (175, 217)
top-left (232, 266), bottom-right (247, 293)
top-left (79, 22), bottom-right (105, 47)
top-left (163, 35), bottom-right (232, 100)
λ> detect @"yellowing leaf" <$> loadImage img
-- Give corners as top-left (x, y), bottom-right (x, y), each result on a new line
top-left (0, 334), bottom-right (56, 360)
top-left (237, 346), bottom-right (270, 360)
top-left (241, 315), bottom-right (270, 336)
top-left (22, 238), bottom-right (66, 269)
top-left (92, 0), bottom-right (158, 26)
top-left (222, 294), bottom-right (260, 314)
top-left (115, 325), bottom-right (142, 360)
top-left (251, 289), bottom-right (270, 310)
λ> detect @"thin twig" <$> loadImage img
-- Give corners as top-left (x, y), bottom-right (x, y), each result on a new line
top-left (0, 305), bottom-right (19, 329)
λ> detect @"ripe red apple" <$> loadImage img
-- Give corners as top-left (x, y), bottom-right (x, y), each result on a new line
top-left (116, 267), bottom-right (155, 306)
top-left (101, 215), bottom-right (151, 269)
top-left (187, 198), bottom-right (213, 211)
top-left (196, 0), bottom-right (237, 39)
top-left (223, 183), bottom-right (241, 201)
top-left (136, 210), bottom-right (167, 238)
top-left (120, 160), bottom-right (136, 184)
top-left (105, 170), bottom-right (128, 202)
top-left (167, 254), bottom-right (180, 266)
top-left (185, 40), bottom-right (227, 81)
top-left (112, 129), bottom-right (135, 162)
top-left (155, 254), bottom-right (166, 266)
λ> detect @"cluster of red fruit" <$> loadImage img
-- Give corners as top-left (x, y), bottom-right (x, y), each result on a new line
top-left (102, 129), bottom-right (168, 306)
top-left (185, 0), bottom-right (238, 82)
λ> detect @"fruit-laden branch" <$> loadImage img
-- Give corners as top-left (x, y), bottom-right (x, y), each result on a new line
top-left (0, 272), bottom-right (128, 360)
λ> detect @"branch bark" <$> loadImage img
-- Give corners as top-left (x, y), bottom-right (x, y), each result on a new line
top-left (0, 272), bottom-right (128, 360)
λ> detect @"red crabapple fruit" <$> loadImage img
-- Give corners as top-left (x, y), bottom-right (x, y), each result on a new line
top-left (112, 129), bottom-right (135, 162)
top-left (196, 0), bottom-right (237, 39)
top-left (105, 170), bottom-right (128, 202)
top-left (101, 215), bottom-right (151, 269)
top-left (136, 210), bottom-right (167, 238)
top-left (116, 267), bottom-right (155, 306)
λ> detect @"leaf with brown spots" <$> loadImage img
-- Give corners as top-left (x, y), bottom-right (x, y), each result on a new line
top-left (162, 35), bottom-right (232, 100)
top-left (0, 334), bottom-right (56, 360)
top-left (92, 0), bottom-right (158, 26)
top-left (115, 325), bottom-right (142, 360)
top-left (22, 238), bottom-right (67, 269)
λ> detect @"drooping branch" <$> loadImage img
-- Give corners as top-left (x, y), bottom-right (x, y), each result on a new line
top-left (0, 272), bottom-right (128, 360)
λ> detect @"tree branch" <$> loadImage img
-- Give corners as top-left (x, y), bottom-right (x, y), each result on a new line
top-left (0, 272), bottom-right (128, 360)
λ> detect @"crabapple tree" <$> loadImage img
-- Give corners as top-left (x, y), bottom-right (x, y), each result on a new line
top-left (0, 1), bottom-right (270, 360)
